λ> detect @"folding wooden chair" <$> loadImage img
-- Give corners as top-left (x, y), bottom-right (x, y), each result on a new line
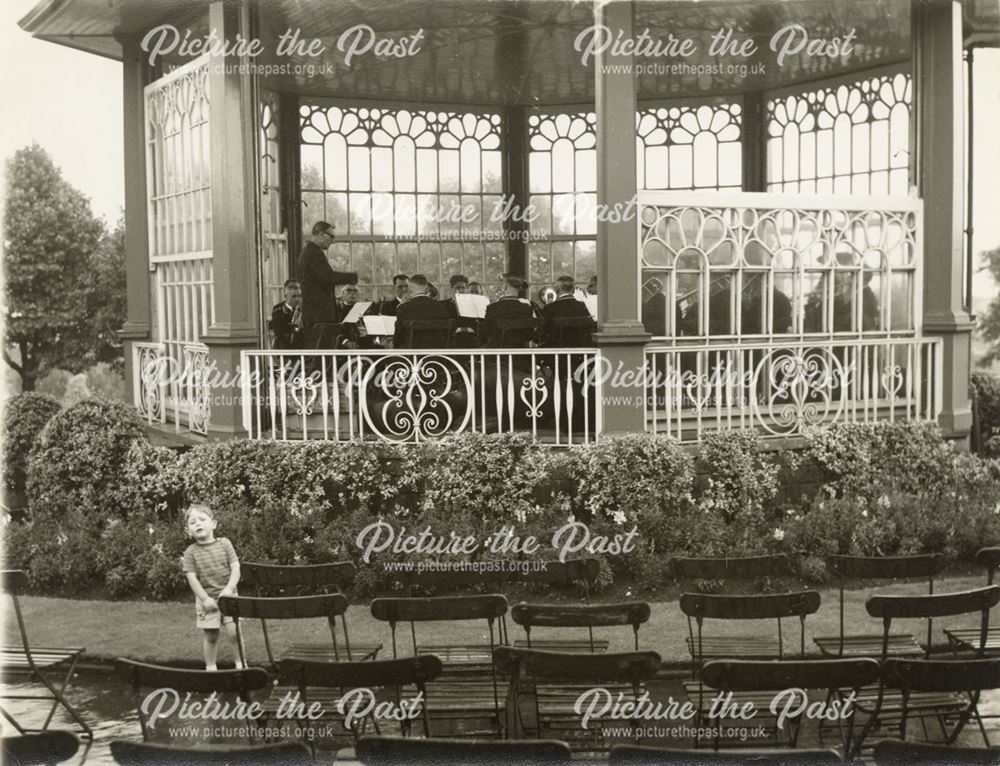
top-left (609, 744), bottom-right (844, 765)
top-left (814, 554), bottom-right (943, 659)
top-left (946, 547), bottom-right (1000, 654)
top-left (861, 585), bottom-right (1000, 746)
top-left (114, 659), bottom-right (271, 743)
top-left (401, 319), bottom-right (454, 348)
top-left (1, 570), bottom-right (92, 740)
top-left (511, 601), bottom-right (651, 653)
top-left (671, 555), bottom-right (805, 665)
top-left (275, 656), bottom-right (441, 743)
top-left (109, 739), bottom-right (313, 766)
top-left (873, 737), bottom-right (1000, 765)
top-left (356, 734), bottom-right (573, 766)
top-left (239, 562), bottom-right (382, 661)
top-left (1, 732), bottom-right (79, 766)
top-left (394, 558), bottom-right (601, 647)
top-left (369, 595), bottom-right (508, 736)
top-left (876, 658), bottom-right (1000, 747)
top-left (699, 658), bottom-right (881, 755)
top-left (493, 646), bottom-right (661, 750)
top-left (219, 593), bottom-right (374, 670)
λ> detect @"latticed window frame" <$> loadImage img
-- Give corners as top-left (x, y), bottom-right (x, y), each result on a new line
top-left (298, 98), bottom-right (507, 301)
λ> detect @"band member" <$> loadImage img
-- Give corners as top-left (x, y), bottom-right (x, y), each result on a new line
top-left (270, 279), bottom-right (304, 350)
top-left (481, 274), bottom-right (535, 348)
top-left (539, 275), bottom-right (594, 347)
top-left (393, 274), bottom-right (451, 349)
top-left (298, 221), bottom-right (358, 347)
top-left (380, 274), bottom-right (409, 315)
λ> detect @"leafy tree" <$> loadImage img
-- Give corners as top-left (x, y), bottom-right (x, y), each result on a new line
top-left (3, 144), bottom-right (122, 390)
top-left (977, 246), bottom-right (1000, 368)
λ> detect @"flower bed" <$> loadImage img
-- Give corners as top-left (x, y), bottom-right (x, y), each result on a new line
top-left (5, 396), bottom-right (1000, 599)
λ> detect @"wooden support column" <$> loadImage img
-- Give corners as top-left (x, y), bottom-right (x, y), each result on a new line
top-left (914, 0), bottom-right (973, 442)
top-left (741, 91), bottom-right (768, 192)
top-left (203, 0), bottom-right (261, 436)
top-left (594, 0), bottom-right (650, 435)
top-left (117, 36), bottom-right (153, 411)
top-left (503, 106), bottom-right (529, 279)
top-left (279, 91), bottom-right (302, 275)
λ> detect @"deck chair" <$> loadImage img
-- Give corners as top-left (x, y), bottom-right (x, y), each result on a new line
top-left (609, 744), bottom-right (844, 765)
top-left (1, 732), bottom-right (79, 765)
top-left (1, 570), bottom-right (92, 740)
top-left (239, 562), bottom-right (381, 660)
top-left (511, 601), bottom-right (651, 653)
top-left (699, 658), bottom-right (881, 755)
top-left (861, 586), bottom-right (1000, 746)
top-left (356, 734), bottom-right (573, 765)
top-left (369, 595), bottom-right (508, 736)
top-left (275, 656), bottom-right (442, 744)
top-left (552, 316), bottom-right (597, 347)
top-left (814, 554), bottom-right (943, 659)
top-left (946, 547), bottom-right (1000, 654)
top-left (109, 740), bottom-right (313, 766)
top-left (218, 593), bottom-right (372, 670)
top-left (114, 659), bottom-right (271, 743)
top-left (493, 647), bottom-right (661, 750)
top-left (873, 738), bottom-right (1000, 765)
top-left (671, 555), bottom-right (801, 666)
top-left (496, 317), bottom-right (539, 348)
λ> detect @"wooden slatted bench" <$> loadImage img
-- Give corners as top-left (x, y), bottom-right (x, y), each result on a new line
top-left (945, 547), bottom-right (1000, 655)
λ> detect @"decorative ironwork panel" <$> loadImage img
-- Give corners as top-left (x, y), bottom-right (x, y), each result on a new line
top-left (637, 192), bottom-right (921, 342)
top-left (300, 104), bottom-right (505, 300)
top-left (766, 71), bottom-right (911, 195)
top-left (241, 349), bottom-right (599, 446)
top-left (645, 337), bottom-right (941, 442)
top-left (636, 102), bottom-right (742, 192)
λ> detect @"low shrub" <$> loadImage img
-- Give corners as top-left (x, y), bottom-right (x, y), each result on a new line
top-left (973, 371), bottom-right (1000, 456)
top-left (2, 393), bottom-right (61, 501)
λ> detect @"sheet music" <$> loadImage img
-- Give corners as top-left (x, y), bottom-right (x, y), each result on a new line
top-left (455, 293), bottom-right (490, 319)
top-left (341, 301), bottom-right (372, 324)
top-left (583, 294), bottom-right (598, 320)
top-left (363, 315), bottom-right (396, 336)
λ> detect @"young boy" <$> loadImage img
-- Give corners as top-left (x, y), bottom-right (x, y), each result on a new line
top-left (181, 503), bottom-right (242, 671)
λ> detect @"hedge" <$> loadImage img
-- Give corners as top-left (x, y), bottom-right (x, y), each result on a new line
top-left (2, 393), bottom-right (61, 502)
top-left (6, 400), bottom-right (1000, 599)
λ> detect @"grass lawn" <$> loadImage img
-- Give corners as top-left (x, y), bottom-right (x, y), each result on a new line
top-left (4, 574), bottom-right (990, 668)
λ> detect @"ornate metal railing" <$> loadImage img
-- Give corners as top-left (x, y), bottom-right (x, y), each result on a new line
top-left (240, 349), bottom-right (601, 445)
top-left (132, 341), bottom-right (211, 435)
top-left (644, 337), bottom-right (942, 442)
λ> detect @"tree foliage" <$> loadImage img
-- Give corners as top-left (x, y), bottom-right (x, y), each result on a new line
top-left (3, 144), bottom-right (125, 390)
top-left (977, 246), bottom-right (1000, 368)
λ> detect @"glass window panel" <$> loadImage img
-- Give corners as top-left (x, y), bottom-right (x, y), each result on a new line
top-left (551, 241), bottom-right (574, 277)
top-left (439, 150), bottom-right (460, 192)
top-left (462, 244), bottom-right (484, 279)
top-left (326, 192), bottom-right (349, 233)
top-left (576, 193), bottom-right (597, 236)
top-left (399, 242), bottom-right (422, 277)
top-left (575, 240), bottom-right (596, 282)
top-left (300, 145), bottom-right (324, 187)
top-left (393, 137), bottom-right (416, 192)
top-left (375, 243), bottom-right (397, 287)
top-left (483, 242), bottom-right (506, 287)
top-left (395, 193), bottom-right (417, 237)
top-left (438, 194), bottom-right (462, 236)
top-left (301, 190), bottom-right (324, 232)
top-left (347, 146), bottom-right (370, 191)
top-left (437, 243), bottom-right (461, 283)
top-left (890, 272), bottom-right (912, 330)
top-left (328, 242), bottom-right (351, 271)
top-left (482, 195), bottom-right (503, 233)
top-left (530, 195), bottom-right (552, 236)
top-left (371, 147), bottom-right (393, 191)
top-left (417, 194), bottom-right (438, 237)
top-left (460, 195), bottom-right (482, 238)
top-left (460, 139), bottom-right (481, 193)
top-left (349, 193), bottom-right (372, 234)
top-left (351, 242), bottom-right (374, 284)
top-left (482, 151), bottom-right (502, 192)
top-left (371, 192), bottom-right (393, 235)
top-left (552, 139), bottom-right (575, 193)
top-left (669, 145), bottom-right (692, 188)
top-left (416, 149), bottom-right (437, 192)
top-left (529, 152), bottom-right (550, 193)
top-left (575, 149), bottom-right (596, 192)
top-left (324, 133), bottom-right (347, 190)
top-left (552, 194), bottom-right (575, 235)
top-left (529, 243), bottom-right (551, 284)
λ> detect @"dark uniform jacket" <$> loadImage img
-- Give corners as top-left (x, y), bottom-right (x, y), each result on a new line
top-left (393, 295), bottom-right (452, 349)
top-left (297, 241), bottom-right (358, 330)
top-left (379, 296), bottom-right (404, 316)
top-left (539, 294), bottom-right (594, 347)
top-left (270, 302), bottom-right (304, 349)
top-left (480, 297), bottom-right (536, 348)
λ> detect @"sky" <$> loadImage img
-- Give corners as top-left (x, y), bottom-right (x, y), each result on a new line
top-left (1, 0), bottom-right (997, 270)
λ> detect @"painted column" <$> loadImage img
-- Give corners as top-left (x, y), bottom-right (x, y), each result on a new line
top-left (594, 0), bottom-right (650, 435)
top-left (203, 0), bottom-right (261, 436)
top-left (117, 36), bottom-right (152, 411)
top-left (914, 0), bottom-right (973, 442)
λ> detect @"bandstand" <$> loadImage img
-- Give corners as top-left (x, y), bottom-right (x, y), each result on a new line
top-left (19, 0), bottom-right (1000, 445)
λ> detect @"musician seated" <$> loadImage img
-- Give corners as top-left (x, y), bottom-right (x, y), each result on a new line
top-left (538, 275), bottom-right (594, 347)
top-left (271, 279), bottom-right (304, 350)
top-left (379, 273), bottom-right (409, 316)
top-left (481, 274), bottom-right (535, 348)
top-left (393, 273), bottom-right (452, 349)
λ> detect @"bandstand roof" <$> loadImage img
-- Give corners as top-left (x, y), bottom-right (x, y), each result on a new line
top-left (19, 0), bottom-right (1000, 104)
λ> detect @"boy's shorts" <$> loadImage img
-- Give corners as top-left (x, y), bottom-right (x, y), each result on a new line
top-left (195, 600), bottom-right (235, 630)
